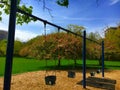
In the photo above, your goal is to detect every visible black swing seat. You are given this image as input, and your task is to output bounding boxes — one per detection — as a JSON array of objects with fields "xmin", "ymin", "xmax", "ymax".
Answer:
[
  {"xmin": 45, "ymin": 75, "xmax": 56, "ymax": 85},
  {"xmin": 68, "ymin": 71, "xmax": 75, "ymax": 78},
  {"xmin": 90, "ymin": 72, "xmax": 95, "ymax": 76},
  {"xmin": 96, "ymin": 69, "xmax": 101, "ymax": 74}
]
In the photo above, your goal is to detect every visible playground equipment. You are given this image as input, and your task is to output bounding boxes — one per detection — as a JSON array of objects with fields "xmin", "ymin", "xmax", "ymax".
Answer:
[
  {"xmin": 43, "ymin": 23, "xmax": 57, "ymax": 85},
  {"xmin": 96, "ymin": 69, "xmax": 101, "ymax": 74},
  {"xmin": 90, "ymin": 72, "xmax": 95, "ymax": 77},
  {"xmin": 90, "ymin": 69, "xmax": 101, "ymax": 77},
  {"xmin": 67, "ymin": 59, "xmax": 76, "ymax": 78},
  {"xmin": 45, "ymin": 75, "xmax": 56, "ymax": 85},
  {"xmin": 66, "ymin": 55, "xmax": 76, "ymax": 78},
  {"xmin": 3, "ymin": 2, "xmax": 105, "ymax": 89},
  {"xmin": 68, "ymin": 71, "xmax": 75, "ymax": 78}
]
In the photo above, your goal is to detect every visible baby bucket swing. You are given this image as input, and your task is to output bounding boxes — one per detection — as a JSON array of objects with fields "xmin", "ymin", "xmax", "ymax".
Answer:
[
  {"xmin": 43, "ymin": 22, "xmax": 56, "ymax": 85},
  {"xmin": 89, "ymin": 47, "xmax": 101, "ymax": 77},
  {"xmin": 67, "ymin": 53, "xmax": 76, "ymax": 78},
  {"xmin": 65, "ymin": 32, "xmax": 76, "ymax": 78}
]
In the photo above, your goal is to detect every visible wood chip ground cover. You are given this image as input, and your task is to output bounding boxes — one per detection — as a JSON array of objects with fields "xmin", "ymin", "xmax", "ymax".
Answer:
[{"xmin": 0, "ymin": 70, "xmax": 120, "ymax": 90}]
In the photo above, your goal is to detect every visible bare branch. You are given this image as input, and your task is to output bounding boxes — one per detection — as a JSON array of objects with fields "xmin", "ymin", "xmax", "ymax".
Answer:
[{"xmin": 43, "ymin": 0, "xmax": 46, "ymax": 10}]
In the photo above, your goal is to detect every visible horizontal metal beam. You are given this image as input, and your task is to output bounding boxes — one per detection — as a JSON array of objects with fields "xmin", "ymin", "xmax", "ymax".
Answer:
[{"xmin": 17, "ymin": 8, "xmax": 101, "ymax": 45}]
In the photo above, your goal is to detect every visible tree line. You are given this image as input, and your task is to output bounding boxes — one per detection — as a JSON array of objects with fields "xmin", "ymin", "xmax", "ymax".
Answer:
[{"xmin": 0, "ymin": 25, "xmax": 120, "ymax": 62}]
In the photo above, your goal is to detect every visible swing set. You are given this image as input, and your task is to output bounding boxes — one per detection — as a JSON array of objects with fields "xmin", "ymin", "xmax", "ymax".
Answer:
[
  {"xmin": 43, "ymin": 24, "xmax": 76, "ymax": 85},
  {"xmin": 3, "ymin": 1, "xmax": 105, "ymax": 89}
]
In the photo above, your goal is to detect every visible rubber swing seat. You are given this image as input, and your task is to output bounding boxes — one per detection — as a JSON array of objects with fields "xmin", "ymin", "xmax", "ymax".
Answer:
[
  {"xmin": 68, "ymin": 71, "xmax": 75, "ymax": 78},
  {"xmin": 45, "ymin": 75, "xmax": 56, "ymax": 85}
]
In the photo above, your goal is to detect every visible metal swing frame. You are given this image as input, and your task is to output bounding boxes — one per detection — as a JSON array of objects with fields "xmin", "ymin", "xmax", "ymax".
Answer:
[
  {"xmin": 3, "ymin": 1, "xmax": 105, "ymax": 89},
  {"xmin": 43, "ymin": 22, "xmax": 57, "ymax": 85}
]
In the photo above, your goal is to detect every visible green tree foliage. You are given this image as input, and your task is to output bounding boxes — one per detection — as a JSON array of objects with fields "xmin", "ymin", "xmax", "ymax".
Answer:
[
  {"xmin": 0, "ymin": 0, "xmax": 36, "ymax": 25},
  {"xmin": 19, "ymin": 37, "xmax": 40, "ymax": 57},
  {"xmin": 0, "ymin": 39, "xmax": 7, "ymax": 56},
  {"xmin": 86, "ymin": 32, "xmax": 102, "ymax": 64},
  {"xmin": 56, "ymin": 0, "xmax": 69, "ymax": 7},
  {"xmin": 19, "ymin": 30, "xmax": 105, "ymax": 66},
  {"xmin": 0, "ymin": 0, "xmax": 69, "ymax": 25},
  {"xmin": 14, "ymin": 40, "xmax": 23, "ymax": 56},
  {"xmin": 86, "ymin": 32, "xmax": 102, "ymax": 59},
  {"xmin": 86, "ymin": 42, "xmax": 101, "ymax": 59},
  {"xmin": 67, "ymin": 24, "xmax": 85, "ymax": 35},
  {"xmin": 0, "ymin": 39, "xmax": 23, "ymax": 56},
  {"xmin": 104, "ymin": 25, "xmax": 120, "ymax": 60},
  {"xmin": 87, "ymin": 32, "xmax": 101, "ymax": 41},
  {"xmin": 18, "ymin": 24, "xmax": 103, "ymax": 64},
  {"xmin": 0, "ymin": 0, "xmax": 99, "ymax": 25}
]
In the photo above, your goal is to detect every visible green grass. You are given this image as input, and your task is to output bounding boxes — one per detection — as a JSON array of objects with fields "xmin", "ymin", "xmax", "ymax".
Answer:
[
  {"xmin": 0, "ymin": 57, "xmax": 5, "ymax": 76},
  {"xmin": 105, "ymin": 60, "xmax": 120, "ymax": 69},
  {"xmin": 0, "ymin": 57, "xmax": 120, "ymax": 76}
]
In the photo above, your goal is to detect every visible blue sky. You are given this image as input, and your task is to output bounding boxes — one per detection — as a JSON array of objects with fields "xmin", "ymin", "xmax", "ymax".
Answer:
[{"xmin": 0, "ymin": 0, "xmax": 120, "ymax": 41}]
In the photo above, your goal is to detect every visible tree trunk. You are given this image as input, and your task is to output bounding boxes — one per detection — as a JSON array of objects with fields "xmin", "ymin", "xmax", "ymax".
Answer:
[
  {"xmin": 74, "ymin": 59, "xmax": 77, "ymax": 67},
  {"xmin": 58, "ymin": 59, "xmax": 61, "ymax": 67},
  {"xmin": 58, "ymin": 55, "xmax": 61, "ymax": 67}
]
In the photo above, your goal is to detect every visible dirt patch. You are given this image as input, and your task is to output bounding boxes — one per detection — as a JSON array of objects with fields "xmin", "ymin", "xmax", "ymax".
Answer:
[{"xmin": 0, "ymin": 70, "xmax": 120, "ymax": 90}]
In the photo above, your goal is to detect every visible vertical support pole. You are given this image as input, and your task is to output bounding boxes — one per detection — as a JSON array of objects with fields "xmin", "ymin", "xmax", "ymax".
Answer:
[
  {"xmin": 3, "ymin": 0, "xmax": 17, "ymax": 90},
  {"xmin": 82, "ymin": 30, "xmax": 86, "ymax": 88},
  {"xmin": 101, "ymin": 40, "xmax": 104, "ymax": 77},
  {"xmin": 58, "ymin": 27, "xmax": 60, "ymax": 33}
]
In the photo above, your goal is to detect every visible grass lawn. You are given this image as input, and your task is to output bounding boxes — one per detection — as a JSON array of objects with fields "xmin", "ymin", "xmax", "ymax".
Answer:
[{"xmin": 0, "ymin": 57, "xmax": 120, "ymax": 76}]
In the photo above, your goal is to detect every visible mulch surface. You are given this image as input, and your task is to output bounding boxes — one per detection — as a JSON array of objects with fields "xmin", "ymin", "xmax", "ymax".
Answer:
[{"xmin": 0, "ymin": 70, "xmax": 120, "ymax": 90}]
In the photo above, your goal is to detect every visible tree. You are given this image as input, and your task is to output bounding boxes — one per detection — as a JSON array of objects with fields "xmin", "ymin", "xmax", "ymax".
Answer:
[
  {"xmin": 14, "ymin": 40, "xmax": 23, "ymax": 56},
  {"xmin": 87, "ymin": 32, "xmax": 101, "ymax": 41},
  {"xmin": 0, "ymin": 0, "xmax": 69, "ymax": 25},
  {"xmin": 51, "ymin": 32, "xmax": 82, "ymax": 67},
  {"xmin": 0, "ymin": 39, "xmax": 23, "ymax": 56},
  {"xmin": 0, "ymin": 0, "xmax": 36, "ymax": 25},
  {"xmin": 104, "ymin": 25, "xmax": 120, "ymax": 60},
  {"xmin": 0, "ymin": 39, "xmax": 7, "ymax": 56},
  {"xmin": 56, "ymin": 0, "xmax": 69, "ymax": 7},
  {"xmin": 66, "ymin": 24, "xmax": 85, "ymax": 66},
  {"xmin": 0, "ymin": 0, "xmax": 100, "ymax": 25},
  {"xmin": 86, "ymin": 32, "xmax": 102, "ymax": 65},
  {"xmin": 67, "ymin": 24, "xmax": 85, "ymax": 35}
]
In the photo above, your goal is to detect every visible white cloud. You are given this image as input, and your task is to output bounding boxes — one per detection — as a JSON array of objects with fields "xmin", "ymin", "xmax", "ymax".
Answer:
[
  {"xmin": 109, "ymin": 0, "xmax": 120, "ymax": 5},
  {"xmin": 0, "ymin": 19, "xmax": 39, "ymax": 42},
  {"xmin": 27, "ymin": 20, "xmax": 44, "ymax": 27},
  {"xmin": 0, "ymin": 13, "xmax": 41, "ymax": 42},
  {"xmin": 0, "ymin": 26, "xmax": 39, "ymax": 42},
  {"xmin": 0, "ymin": 13, "xmax": 9, "ymax": 30},
  {"xmin": 0, "ymin": 23, "xmax": 8, "ymax": 31},
  {"xmin": 15, "ymin": 30, "xmax": 38, "ymax": 42}
]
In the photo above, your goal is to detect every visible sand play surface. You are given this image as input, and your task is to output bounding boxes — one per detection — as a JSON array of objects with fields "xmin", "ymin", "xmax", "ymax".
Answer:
[{"xmin": 0, "ymin": 70, "xmax": 120, "ymax": 90}]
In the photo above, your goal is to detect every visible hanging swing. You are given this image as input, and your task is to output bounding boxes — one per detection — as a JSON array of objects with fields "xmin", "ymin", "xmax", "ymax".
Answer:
[
  {"xmin": 43, "ymin": 22, "xmax": 56, "ymax": 85},
  {"xmin": 57, "ymin": 27, "xmax": 62, "ymax": 67},
  {"xmin": 68, "ymin": 71, "xmax": 75, "ymax": 78},
  {"xmin": 89, "ymin": 47, "xmax": 101, "ymax": 76},
  {"xmin": 66, "ymin": 33, "xmax": 76, "ymax": 78},
  {"xmin": 67, "ymin": 57, "xmax": 76, "ymax": 78}
]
